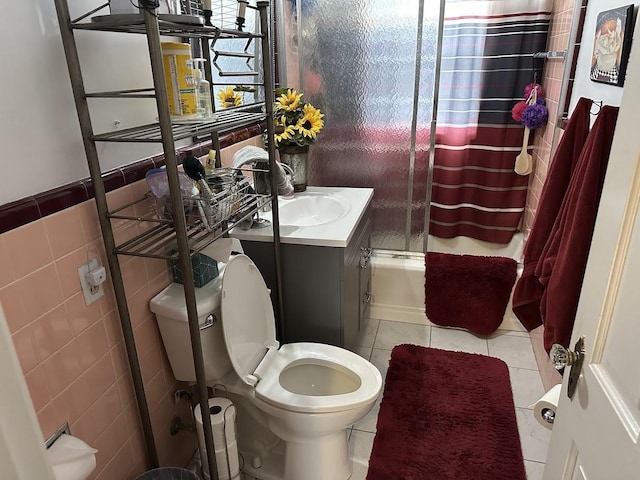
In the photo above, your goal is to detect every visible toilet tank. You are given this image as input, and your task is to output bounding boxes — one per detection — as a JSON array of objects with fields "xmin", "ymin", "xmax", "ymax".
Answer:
[{"xmin": 149, "ymin": 273, "xmax": 232, "ymax": 383}]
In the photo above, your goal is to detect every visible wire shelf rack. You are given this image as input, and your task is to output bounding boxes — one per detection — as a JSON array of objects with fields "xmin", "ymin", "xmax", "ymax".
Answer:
[
  {"xmin": 92, "ymin": 107, "xmax": 265, "ymax": 142},
  {"xmin": 110, "ymin": 177, "xmax": 270, "ymax": 259},
  {"xmin": 73, "ymin": 16, "xmax": 259, "ymax": 40}
]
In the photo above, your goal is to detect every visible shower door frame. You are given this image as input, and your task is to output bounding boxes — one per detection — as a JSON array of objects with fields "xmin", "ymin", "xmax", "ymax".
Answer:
[{"xmin": 275, "ymin": 0, "xmax": 447, "ymax": 254}]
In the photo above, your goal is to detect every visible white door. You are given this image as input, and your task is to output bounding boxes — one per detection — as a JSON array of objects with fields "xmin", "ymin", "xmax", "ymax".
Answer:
[
  {"xmin": 0, "ymin": 303, "xmax": 56, "ymax": 480},
  {"xmin": 542, "ymin": 34, "xmax": 640, "ymax": 480}
]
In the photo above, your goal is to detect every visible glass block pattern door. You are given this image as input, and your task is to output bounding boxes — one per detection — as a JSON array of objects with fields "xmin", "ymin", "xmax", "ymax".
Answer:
[{"xmin": 296, "ymin": 0, "xmax": 440, "ymax": 251}]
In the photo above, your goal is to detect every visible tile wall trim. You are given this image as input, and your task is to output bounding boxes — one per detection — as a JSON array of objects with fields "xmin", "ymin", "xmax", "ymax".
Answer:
[{"xmin": 0, "ymin": 124, "xmax": 264, "ymax": 235}]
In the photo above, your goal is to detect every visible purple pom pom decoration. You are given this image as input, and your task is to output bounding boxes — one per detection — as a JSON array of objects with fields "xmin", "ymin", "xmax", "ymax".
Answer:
[
  {"xmin": 536, "ymin": 97, "xmax": 546, "ymax": 106},
  {"xmin": 521, "ymin": 103, "xmax": 548, "ymax": 129}
]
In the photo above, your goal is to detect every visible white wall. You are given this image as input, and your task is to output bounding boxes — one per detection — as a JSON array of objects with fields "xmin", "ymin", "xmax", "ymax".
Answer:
[
  {"xmin": 0, "ymin": 1, "xmax": 166, "ymax": 205},
  {"xmin": 569, "ymin": 0, "xmax": 639, "ymax": 114}
]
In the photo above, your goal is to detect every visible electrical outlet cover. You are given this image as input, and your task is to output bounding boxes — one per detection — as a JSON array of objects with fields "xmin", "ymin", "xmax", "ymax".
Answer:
[{"xmin": 78, "ymin": 259, "xmax": 105, "ymax": 306}]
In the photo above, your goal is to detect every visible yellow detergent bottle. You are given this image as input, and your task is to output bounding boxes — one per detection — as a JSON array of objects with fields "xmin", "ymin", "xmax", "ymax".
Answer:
[{"xmin": 160, "ymin": 42, "xmax": 198, "ymax": 120}]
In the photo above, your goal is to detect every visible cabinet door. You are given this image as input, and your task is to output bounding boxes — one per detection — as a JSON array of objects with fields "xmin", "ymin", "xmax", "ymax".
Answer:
[
  {"xmin": 241, "ymin": 240, "xmax": 344, "ymax": 346},
  {"xmin": 343, "ymin": 213, "xmax": 372, "ymax": 349},
  {"xmin": 282, "ymin": 244, "xmax": 343, "ymax": 345}
]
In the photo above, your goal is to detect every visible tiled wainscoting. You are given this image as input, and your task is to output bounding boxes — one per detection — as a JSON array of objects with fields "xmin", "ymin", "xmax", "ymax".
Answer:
[{"xmin": 0, "ymin": 133, "xmax": 262, "ymax": 479}]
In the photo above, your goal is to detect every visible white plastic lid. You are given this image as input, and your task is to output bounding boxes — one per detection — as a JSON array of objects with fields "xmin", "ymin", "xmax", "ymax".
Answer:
[{"xmin": 221, "ymin": 254, "xmax": 278, "ymax": 386}]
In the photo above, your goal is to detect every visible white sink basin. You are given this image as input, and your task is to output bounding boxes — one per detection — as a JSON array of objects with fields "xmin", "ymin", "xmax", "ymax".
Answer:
[
  {"xmin": 230, "ymin": 186, "xmax": 373, "ymax": 247},
  {"xmin": 278, "ymin": 193, "xmax": 350, "ymax": 227}
]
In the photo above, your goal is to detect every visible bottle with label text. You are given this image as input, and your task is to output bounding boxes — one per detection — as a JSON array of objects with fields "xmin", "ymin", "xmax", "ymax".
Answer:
[{"xmin": 192, "ymin": 58, "xmax": 215, "ymax": 121}]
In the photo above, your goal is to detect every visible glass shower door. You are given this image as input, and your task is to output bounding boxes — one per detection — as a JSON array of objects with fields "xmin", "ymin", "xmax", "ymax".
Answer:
[{"xmin": 293, "ymin": 0, "xmax": 440, "ymax": 251}]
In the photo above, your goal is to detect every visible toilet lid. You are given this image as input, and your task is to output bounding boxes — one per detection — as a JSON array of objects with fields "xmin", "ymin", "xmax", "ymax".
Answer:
[{"xmin": 221, "ymin": 254, "xmax": 279, "ymax": 386}]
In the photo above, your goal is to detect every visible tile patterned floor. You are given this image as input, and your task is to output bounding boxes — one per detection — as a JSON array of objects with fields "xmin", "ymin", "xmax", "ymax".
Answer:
[
  {"xmin": 347, "ymin": 318, "xmax": 551, "ymax": 480},
  {"xmin": 244, "ymin": 318, "xmax": 551, "ymax": 480}
]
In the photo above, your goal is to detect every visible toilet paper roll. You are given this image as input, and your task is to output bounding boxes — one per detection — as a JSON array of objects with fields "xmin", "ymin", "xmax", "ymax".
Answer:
[
  {"xmin": 46, "ymin": 434, "xmax": 97, "ymax": 480},
  {"xmin": 194, "ymin": 398, "xmax": 241, "ymax": 480},
  {"xmin": 532, "ymin": 384, "xmax": 562, "ymax": 430}
]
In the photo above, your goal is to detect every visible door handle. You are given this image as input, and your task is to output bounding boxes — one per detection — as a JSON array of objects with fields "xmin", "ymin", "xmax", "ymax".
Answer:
[{"xmin": 549, "ymin": 336, "xmax": 585, "ymax": 399}]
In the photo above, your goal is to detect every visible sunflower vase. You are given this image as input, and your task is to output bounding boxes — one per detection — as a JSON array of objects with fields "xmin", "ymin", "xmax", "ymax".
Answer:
[
  {"xmin": 278, "ymin": 145, "xmax": 309, "ymax": 192},
  {"xmin": 272, "ymin": 88, "xmax": 324, "ymax": 193}
]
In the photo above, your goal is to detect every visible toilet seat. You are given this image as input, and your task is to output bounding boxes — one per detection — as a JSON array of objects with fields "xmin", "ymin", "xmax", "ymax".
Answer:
[
  {"xmin": 221, "ymin": 255, "xmax": 381, "ymax": 414},
  {"xmin": 221, "ymin": 254, "xmax": 280, "ymax": 387},
  {"xmin": 255, "ymin": 343, "xmax": 382, "ymax": 414}
]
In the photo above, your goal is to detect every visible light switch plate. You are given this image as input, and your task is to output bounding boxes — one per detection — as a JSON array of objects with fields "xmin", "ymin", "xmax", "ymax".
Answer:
[{"xmin": 78, "ymin": 259, "xmax": 104, "ymax": 306}]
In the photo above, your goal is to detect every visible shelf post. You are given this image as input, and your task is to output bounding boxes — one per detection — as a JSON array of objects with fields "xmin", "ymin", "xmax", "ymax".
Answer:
[
  {"xmin": 141, "ymin": 7, "xmax": 220, "ymax": 479},
  {"xmin": 52, "ymin": 0, "xmax": 159, "ymax": 469},
  {"xmin": 258, "ymin": 0, "xmax": 286, "ymax": 340}
]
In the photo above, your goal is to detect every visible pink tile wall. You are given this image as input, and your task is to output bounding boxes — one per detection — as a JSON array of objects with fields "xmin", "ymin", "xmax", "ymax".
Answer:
[
  {"xmin": 1, "ymin": 184, "xmax": 194, "ymax": 479},
  {"xmin": 523, "ymin": 0, "xmax": 577, "ymax": 233},
  {"xmin": 218, "ymin": 135, "xmax": 264, "ymax": 166},
  {"xmin": 522, "ymin": 0, "xmax": 579, "ymax": 390},
  {"xmin": 0, "ymin": 136, "xmax": 263, "ymax": 479}
]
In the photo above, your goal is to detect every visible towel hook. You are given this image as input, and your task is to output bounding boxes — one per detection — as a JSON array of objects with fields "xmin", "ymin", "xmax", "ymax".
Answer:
[{"xmin": 590, "ymin": 100, "xmax": 603, "ymax": 116}]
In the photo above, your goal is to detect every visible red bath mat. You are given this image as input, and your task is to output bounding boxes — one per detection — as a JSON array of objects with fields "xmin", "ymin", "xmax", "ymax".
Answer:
[
  {"xmin": 425, "ymin": 252, "xmax": 517, "ymax": 335},
  {"xmin": 367, "ymin": 344, "xmax": 526, "ymax": 480}
]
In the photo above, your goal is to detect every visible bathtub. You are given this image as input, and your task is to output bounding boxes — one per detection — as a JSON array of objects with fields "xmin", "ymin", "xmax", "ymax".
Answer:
[{"xmin": 369, "ymin": 233, "xmax": 526, "ymax": 332}]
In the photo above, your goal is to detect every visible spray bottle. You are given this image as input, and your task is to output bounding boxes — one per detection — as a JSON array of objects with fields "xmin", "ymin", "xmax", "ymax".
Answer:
[{"xmin": 192, "ymin": 58, "xmax": 215, "ymax": 120}]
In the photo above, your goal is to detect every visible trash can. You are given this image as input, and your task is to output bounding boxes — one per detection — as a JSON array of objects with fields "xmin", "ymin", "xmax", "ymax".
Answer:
[{"xmin": 136, "ymin": 467, "xmax": 199, "ymax": 480}]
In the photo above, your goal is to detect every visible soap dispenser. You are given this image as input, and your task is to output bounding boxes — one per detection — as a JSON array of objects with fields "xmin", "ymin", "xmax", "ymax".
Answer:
[{"xmin": 192, "ymin": 58, "xmax": 215, "ymax": 120}]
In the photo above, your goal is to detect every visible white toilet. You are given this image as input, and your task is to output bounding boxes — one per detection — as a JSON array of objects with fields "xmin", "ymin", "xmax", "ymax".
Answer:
[{"xmin": 150, "ymin": 254, "xmax": 382, "ymax": 480}]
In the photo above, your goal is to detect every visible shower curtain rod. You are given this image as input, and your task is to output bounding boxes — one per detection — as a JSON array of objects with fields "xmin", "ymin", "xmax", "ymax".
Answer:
[{"xmin": 532, "ymin": 51, "xmax": 566, "ymax": 59}]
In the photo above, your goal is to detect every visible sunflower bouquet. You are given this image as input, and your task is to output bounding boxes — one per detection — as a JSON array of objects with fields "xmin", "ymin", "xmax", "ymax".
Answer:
[{"xmin": 272, "ymin": 88, "xmax": 324, "ymax": 148}]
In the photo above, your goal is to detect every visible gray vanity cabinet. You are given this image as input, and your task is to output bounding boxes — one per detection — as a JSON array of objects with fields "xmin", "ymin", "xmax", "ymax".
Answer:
[{"xmin": 240, "ymin": 207, "xmax": 372, "ymax": 348}]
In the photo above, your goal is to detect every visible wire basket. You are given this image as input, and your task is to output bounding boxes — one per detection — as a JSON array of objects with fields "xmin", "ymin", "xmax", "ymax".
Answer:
[
  {"xmin": 152, "ymin": 172, "xmax": 263, "ymax": 232},
  {"xmin": 211, "ymin": 175, "xmax": 252, "ymax": 221}
]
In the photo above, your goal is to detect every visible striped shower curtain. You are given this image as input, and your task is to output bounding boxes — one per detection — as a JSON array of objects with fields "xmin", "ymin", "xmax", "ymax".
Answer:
[{"xmin": 429, "ymin": 0, "xmax": 552, "ymax": 244}]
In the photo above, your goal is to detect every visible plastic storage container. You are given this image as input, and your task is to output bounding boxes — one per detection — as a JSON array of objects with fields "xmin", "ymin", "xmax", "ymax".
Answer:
[{"xmin": 170, "ymin": 252, "xmax": 219, "ymax": 288}]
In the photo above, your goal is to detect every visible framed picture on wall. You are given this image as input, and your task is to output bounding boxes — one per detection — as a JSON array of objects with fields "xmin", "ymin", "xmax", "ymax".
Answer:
[{"xmin": 590, "ymin": 4, "xmax": 636, "ymax": 87}]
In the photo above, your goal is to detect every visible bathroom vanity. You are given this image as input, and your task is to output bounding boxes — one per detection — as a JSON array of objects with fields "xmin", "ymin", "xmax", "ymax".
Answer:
[{"xmin": 230, "ymin": 187, "xmax": 373, "ymax": 348}]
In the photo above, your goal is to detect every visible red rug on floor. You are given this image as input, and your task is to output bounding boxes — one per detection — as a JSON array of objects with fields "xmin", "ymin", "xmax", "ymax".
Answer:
[
  {"xmin": 367, "ymin": 345, "xmax": 526, "ymax": 480},
  {"xmin": 425, "ymin": 252, "xmax": 517, "ymax": 335}
]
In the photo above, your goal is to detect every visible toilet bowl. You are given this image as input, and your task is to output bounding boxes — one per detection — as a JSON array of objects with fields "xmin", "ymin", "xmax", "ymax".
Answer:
[{"xmin": 150, "ymin": 254, "xmax": 382, "ymax": 480}]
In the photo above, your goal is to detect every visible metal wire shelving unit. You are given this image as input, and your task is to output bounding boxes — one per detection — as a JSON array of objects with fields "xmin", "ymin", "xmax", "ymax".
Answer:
[
  {"xmin": 52, "ymin": 1, "xmax": 283, "ymax": 478},
  {"xmin": 110, "ymin": 185, "xmax": 270, "ymax": 259}
]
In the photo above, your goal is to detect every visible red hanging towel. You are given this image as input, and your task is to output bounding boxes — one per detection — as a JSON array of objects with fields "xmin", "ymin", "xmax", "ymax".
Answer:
[
  {"xmin": 512, "ymin": 97, "xmax": 592, "ymax": 330},
  {"xmin": 537, "ymin": 105, "xmax": 618, "ymax": 352}
]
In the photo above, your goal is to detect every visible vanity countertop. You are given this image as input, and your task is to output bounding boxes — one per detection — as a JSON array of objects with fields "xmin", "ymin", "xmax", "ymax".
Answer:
[{"xmin": 229, "ymin": 186, "xmax": 373, "ymax": 248}]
